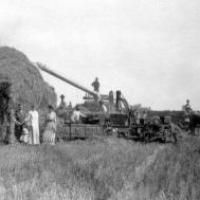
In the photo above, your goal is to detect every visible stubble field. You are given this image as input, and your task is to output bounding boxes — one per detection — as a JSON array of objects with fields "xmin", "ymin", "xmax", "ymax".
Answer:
[{"xmin": 0, "ymin": 135, "xmax": 199, "ymax": 200}]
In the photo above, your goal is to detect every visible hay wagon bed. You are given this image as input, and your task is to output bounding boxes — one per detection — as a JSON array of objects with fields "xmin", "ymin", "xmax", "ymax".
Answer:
[{"xmin": 63, "ymin": 123, "xmax": 106, "ymax": 140}]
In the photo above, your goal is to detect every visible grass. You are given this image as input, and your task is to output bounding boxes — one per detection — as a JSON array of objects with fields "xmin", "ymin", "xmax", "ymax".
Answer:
[{"xmin": 0, "ymin": 136, "xmax": 199, "ymax": 200}]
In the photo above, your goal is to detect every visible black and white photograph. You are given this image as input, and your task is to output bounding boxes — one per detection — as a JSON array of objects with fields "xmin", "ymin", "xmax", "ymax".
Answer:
[{"xmin": 0, "ymin": 0, "xmax": 200, "ymax": 199}]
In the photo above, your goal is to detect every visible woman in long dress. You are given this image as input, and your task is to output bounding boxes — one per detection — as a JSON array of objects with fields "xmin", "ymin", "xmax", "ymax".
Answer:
[
  {"xmin": 43, "ymin": 105, "xmax": 57, "ymax": 145},
  {"xmin": 26, "ymin": 105, "xmax": 40, "ymax": 145}
]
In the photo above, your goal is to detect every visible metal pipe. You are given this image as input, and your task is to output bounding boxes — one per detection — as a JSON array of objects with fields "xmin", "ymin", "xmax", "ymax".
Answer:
[{"xmin": 37, "ymin": 63, "xmax": 99, "ymax": 100}]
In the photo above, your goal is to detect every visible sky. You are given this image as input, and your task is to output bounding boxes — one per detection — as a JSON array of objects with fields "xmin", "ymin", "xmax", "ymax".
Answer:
[{"xmin": 0, "ymin": 0, "xmax": 200, "ymax": 110}]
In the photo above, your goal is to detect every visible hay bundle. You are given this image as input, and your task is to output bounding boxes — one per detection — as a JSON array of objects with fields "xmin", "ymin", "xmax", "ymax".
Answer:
[{"xmin": 0, "ymin": 46, "xmax": 57, "ymax": 110}]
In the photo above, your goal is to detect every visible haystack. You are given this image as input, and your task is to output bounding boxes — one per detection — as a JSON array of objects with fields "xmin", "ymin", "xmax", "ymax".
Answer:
[{"xmin": 0, "ymin": 46, "xmax": 57, "ymax": 111}]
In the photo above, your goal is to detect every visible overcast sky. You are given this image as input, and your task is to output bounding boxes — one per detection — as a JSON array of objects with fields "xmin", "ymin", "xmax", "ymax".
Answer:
[{"xmin": 0, "ymin": 0, "xmax": 200, "ymax": 110}]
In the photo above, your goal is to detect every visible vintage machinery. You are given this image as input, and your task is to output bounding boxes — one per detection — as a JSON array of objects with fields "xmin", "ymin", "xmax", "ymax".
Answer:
[
  {"xmin": 37, "ymin": 64, "xmax": 133, "ymax": 138},
  {"xmin": 132, "ymin": 116, "xmax": 177, "ymax": 143},
  {"xmin": 37, "ymin": 64, "xmax": 177, "ymax": 143}
]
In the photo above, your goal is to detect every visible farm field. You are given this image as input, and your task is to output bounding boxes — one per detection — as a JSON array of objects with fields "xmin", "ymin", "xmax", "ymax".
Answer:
[{"xmin": 0, "ymin": 135, "xmax": 199, "ymax": 200}]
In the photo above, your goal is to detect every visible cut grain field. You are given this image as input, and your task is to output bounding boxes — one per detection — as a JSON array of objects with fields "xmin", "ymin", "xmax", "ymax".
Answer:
[{"xmin": 0, "ymin": 136, "xmax": 199, "ymax": 200}]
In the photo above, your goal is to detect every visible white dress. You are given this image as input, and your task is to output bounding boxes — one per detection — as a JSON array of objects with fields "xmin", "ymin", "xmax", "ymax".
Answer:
[
  {"xmin": 43, "ymin": 111, "xmax": 57, "ymax": 145},
  {"xmin": 27, "ymin": 110, "xmax": 40, "ymax": 145}
]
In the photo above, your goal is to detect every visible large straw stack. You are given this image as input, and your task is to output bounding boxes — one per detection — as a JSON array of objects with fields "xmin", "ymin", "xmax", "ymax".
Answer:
[{"xmin": 0, "ymin": 46, "xmax": 57, "ymax": 110}]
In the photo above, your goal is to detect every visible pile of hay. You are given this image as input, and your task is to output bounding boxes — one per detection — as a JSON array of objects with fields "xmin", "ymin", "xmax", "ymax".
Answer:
[{"xmin": 0, "ymin": 46, "xmax": 57, "ymax": 110}]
